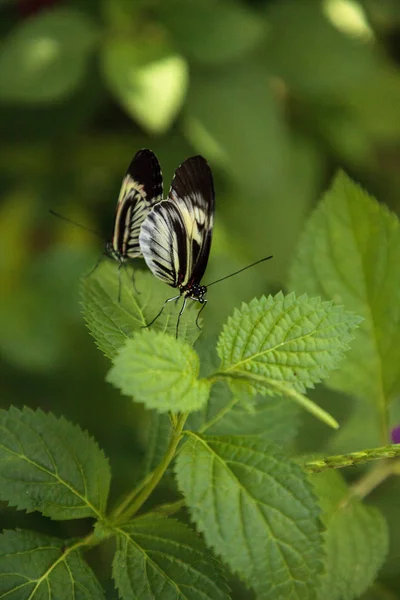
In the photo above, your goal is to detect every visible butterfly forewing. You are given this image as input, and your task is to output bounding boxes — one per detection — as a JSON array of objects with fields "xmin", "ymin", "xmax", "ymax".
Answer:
[
  {"xmin": 139, "ymin": 156, "xmax": 215, "ymax": 290},
  {"xmin": 112, "ymin": 149, "xmax": 163, "ymax": 260}
]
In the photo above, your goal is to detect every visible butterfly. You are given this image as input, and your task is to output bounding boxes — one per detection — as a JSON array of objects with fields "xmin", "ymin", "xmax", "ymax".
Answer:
[
  {"xmin": 139, "ymin": 155, "xmax": 214, "ymax": 337},
  {"xmin": 50, "ymin": 149, "xmax": 163, "ymax": 298},
  {"xmin": 104, "ymin": 149, "xmax": 163, "ymax": 292}
]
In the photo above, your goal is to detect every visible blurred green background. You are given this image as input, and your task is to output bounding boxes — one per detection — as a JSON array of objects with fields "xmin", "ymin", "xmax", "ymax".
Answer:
[{"xmin": 1, "ymin": 0, "xmax": 400, "ymax": 596}]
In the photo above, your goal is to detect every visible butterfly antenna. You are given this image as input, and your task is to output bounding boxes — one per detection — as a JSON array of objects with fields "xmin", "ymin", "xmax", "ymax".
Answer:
[
  {"xmin": 49, "ymin": 209, "xmax": 102, "ymax": 238},
  {"xmin": 206, "ymin": 255, "xmax": 273, "ymax": 287}
]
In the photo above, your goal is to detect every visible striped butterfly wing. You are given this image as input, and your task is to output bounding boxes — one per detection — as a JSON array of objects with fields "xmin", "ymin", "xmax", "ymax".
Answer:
[
  {"xmin": 139, "ymin": 155, "xmax": 215, "ymax": 288},
  {"xmin": 111, "ymin": 149, "xmax": 163, "ymax": 260}
]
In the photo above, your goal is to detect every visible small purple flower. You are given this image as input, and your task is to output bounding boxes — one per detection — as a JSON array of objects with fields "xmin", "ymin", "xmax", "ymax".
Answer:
[{"xmin": 391, "ymin": 426, "xmax": 400, "ymax": 444}]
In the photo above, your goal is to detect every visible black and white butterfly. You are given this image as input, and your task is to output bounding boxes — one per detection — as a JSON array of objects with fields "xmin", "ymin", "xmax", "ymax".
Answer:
[
  {"xmin": 105, "ymin": 148, "xmax": 163, "ymax": 273},
  {"xmin": 139, "ymin": 155, "xmax": 214, "ymax": 337}
]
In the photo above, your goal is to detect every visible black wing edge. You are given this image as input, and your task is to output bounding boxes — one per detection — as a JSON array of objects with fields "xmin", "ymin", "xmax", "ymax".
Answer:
[
  {"xmin": 169, "ymin": 155, "xmax": 215, "ymax": 212},
  {"xmin": 125, "ymin": 149, "xmax": 163, "ymax": 203},
  {"xmin": 169, "ymin": 155, "xmax": 215, "ymax": 286}
]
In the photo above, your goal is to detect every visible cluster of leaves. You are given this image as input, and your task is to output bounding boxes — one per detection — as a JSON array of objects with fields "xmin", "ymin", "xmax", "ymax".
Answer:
[{"xmin": 0, "ymin": 172, "xmax": 399, "ymax": 599}]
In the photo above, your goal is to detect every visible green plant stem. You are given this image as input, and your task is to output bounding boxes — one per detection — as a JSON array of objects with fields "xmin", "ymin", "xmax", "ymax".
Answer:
[
  {"xmin": 114, "ymin": 412, "xmax": 188, "ymax": 524},
  {"xmin": 347, "ymin": 459, "xmax": 400, "ymax": 502},
  {"xmin": 304, "ymin": 444, "xmax": 400, "ymax": 473},
  {"xmin": 213, "ymin": 370, "xmax": 339, "ymax": 429},
  {"xmin": 111, "ymin": 470, "xmax": 154, "ymax": 520},
  {"xmin": 199, "ymin": 393, "xmax": 239, "ymax": 434}
]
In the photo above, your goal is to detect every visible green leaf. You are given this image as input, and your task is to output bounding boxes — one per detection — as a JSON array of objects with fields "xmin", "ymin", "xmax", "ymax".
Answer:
[
  {"xmin": 185, "ymin": 62, "xmax": 288, "ymax": 198},
  {"xmin": 142, "ymin": 412, "xmax": 172, "ymax": 476},
  {"xmin": 289, "ymin": 171, "xmax": 400, "ymax": 407},
  {"xmin": 187, "ymin": 380, "xmax": 300, "ymax": 445},
  {"xmin": 0, "ymin": 8, "xmax": 98, "ymax": 103},
  {"xmin": 312, "ymin": 471, "xmax": 389, "ymax": 600},
  {"xmin": 216, "ymin": 292, "xmax": 359, "ymax": 425},
  {"xmin": 0, "ymin": 529, "xmax": 104, "ymax": 599},
  {"xmin": 81, "ymin": 261, "xmax": 200, "ymax": 359},
  {"xmin": 265, "ymin": 0, "xmax": 379, "ymax": 95},
  {"xmin": 191, "ymin": 335, "xmax": 301, "ymax": 443},
  {"xmin": 175, "ymin": 434, "xmax": 323, "ymax": 599},
  {"xmin": 159, "ymin": 0, "xmax": 265, "ymax": 65},
  {"xmin": 101, "ymin": 35, "xmax": 188, "ymax": 133},
  {"xmin": 207, "ymin": 394, "xmax": 300, "ymax": 442},
  {"xmin": 113, "ymin": 515, "xmax": 230, "ymax": 600},
  {"xmin": 107, "ymin": 331, "xmax": 211, "ymax": 414},
  {"xmin": 0, "ymin": 407, "xmax": 110, "ymax": 520}
]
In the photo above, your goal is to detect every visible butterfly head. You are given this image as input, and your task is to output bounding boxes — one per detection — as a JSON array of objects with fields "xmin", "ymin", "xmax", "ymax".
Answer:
[
  {"xmin": 106, "ymin": 241, "xmax": 123, "ymax": 263},
  {"xmin": 184, "ymin": 283, "xmax": 207, "ymax": 303}
]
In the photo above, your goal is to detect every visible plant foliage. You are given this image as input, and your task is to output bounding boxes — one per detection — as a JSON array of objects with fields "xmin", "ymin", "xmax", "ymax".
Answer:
[{"xmin": 1, "ymin": 169, "xmax": 398, "ymax": 598}]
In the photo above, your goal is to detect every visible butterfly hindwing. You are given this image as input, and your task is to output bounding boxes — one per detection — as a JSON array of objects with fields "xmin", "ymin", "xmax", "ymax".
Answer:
[
  {"xmin": 112, "ymin": 149, "xmax": 163, "ymax": 260},
  {"xmin": 139, "ymin": 155, "xmax": 214, "ymax": 289}
]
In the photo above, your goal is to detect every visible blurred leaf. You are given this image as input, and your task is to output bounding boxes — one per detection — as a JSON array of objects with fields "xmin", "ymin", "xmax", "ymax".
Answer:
[
  {"xmin": 0, "ymin": 529, "xmax": 104, "ymax": 599},
  {"xmin": 101, "ymin": 34, "xmax": 188, "ymax": 133},
  {"xmin": 113, "ymin": 515, "xmax": 230, "ymax": 600},
  {"xmin": 361, "ymin": 583, "xmax": 400, "ymax": 600},
  {"xmin": 185, "ymin": 61, "xmax": 288, "ymax": 197},
  {"xmin": 265, "ymin": 0, "xmax": 379, "ymax": 95},
  {"xmin": 312, "ymin": 470, "xmax": 389, "ymax": 600},
  {"xmin": 0, "ymin": 407, "xmax": 110, "ymax": 520},
  {"xmin": 0, "ymin": 8, "xmax": 98, "ymax": 103},
  {"xmin": 81, "ymin": 261, "xmax": 200, "ymax": 359},
  {"xmin": 289, "ymin": 172, "xmax": 400, "ymax": 411},
  {"xmin": 216, "ymin": 292, "xmax": 359, "ymax": 425},
  {"xmin": 107, "ymin": 331, "xmax": 211, "ymax": 414},
  {"xmin": 175, "ymin": 434, "xmax": 323, "ymax": 600},
  {"xmin": 159, "ymin": 0, "xmax": 265, "ymax": 65}
]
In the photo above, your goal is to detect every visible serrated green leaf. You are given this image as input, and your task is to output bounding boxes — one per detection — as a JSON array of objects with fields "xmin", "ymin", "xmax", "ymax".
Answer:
[
  {"xmin": 216, "ymin": 292, "xmax": 359, "ymax": 425},
  {"xmin": 159, "ymin": 0, "xmax": 265, "ymax": 65},
  {"xmin": 192, "ymin": 335, "xmax": 301, "ymax": 443},
  {"xmin": 113, "ymin": 515, "xmax": 230, "ymax": 600},
  {"xmin": 312, "ymin": 471, "xmax": 389, "ymax": 600},
  {"xmin": 175, "ymin": 433, "xmax": 323, "ymax": 600},
  {"xmin": 0, "ymin": 8, "xmax": 98, "ymax": 103},
  {"xmin": 81, "ymin": 262, "xmax": 200, "ymax": 359},
  {"xmin": 0, "ymin": 407, "xmax": 110, "ymax": 520},
  {"xmin": 101, "ymin": 35, "xmax": 188, "ymax": 133},
  {"xmin": 186, "ymin": 380, "xmax": 300, "ymax": 445},
  {"xmin": 0, "ymin": 529, "xmax": 104, "ymax": 599},
  {"xmin": 289, "ymin": 171, "xmax": 400, "ymax": 409},
  {"xmin": 107, "ymin": 331, "xmax": 211, "ymax": 414}
]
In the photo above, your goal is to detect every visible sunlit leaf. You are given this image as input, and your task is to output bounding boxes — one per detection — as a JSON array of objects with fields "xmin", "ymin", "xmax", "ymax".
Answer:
[
  {"xmin": 107, "ymin": 331, "xmax": 211, "ymax": 413},
  {"xmin": 216, "ymin": 292, "xmax": 360, "ymax": 426},
  {"xmin": 101, "ymin": 35, "xmax": 188, "ymax": 133}
]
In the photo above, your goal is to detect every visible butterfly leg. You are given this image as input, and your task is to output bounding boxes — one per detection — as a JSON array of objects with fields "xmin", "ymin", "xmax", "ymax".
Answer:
[
  {"xmin": 143, "ymin": 294, "xmax": 181, "ymax": 329},
  {"xmin": 195, "ymin": 300, "xmax": 207, "ymax": 330},
  {"xmin": 117, "ymin": 262, "xmax": 123, "ymax": 303},
  {"xmin": 131, "ymin": 268, "xmax": 141, "ymax": 295},
  {"xmin": 85, "ymin": 252, "xmax": 106, "ymax": 278},
  {"xmin": 176, "ymin": 296, "xmax": 188, "ymax": 339}
]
